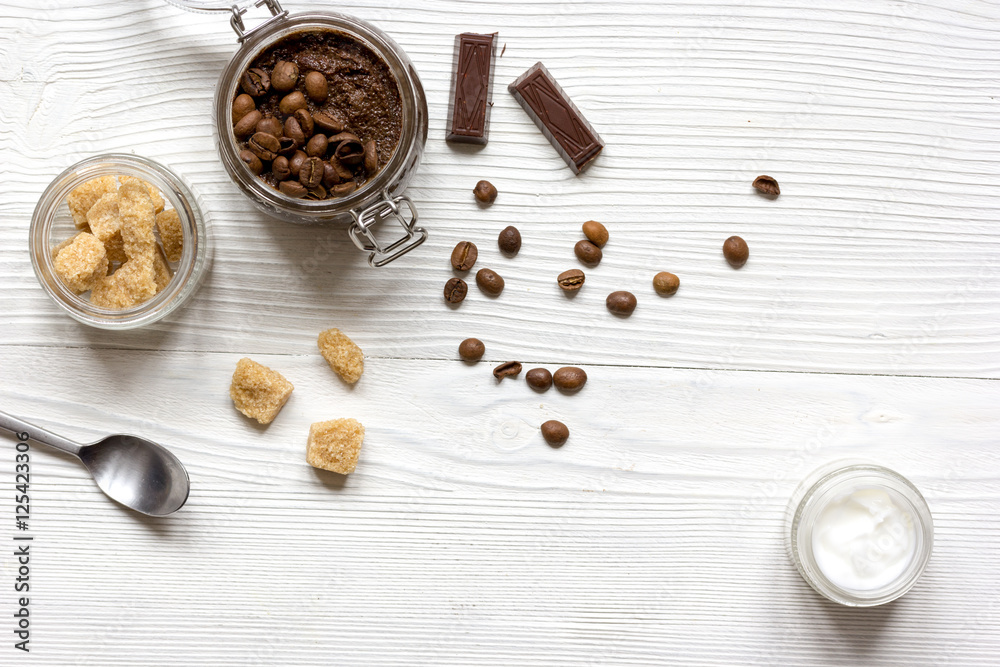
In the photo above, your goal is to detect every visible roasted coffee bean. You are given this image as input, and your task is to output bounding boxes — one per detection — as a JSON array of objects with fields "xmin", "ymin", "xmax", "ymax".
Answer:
[
  {"xmin": 332, "ymin": 182, "xmax": 357, "ymax": 197},
  {"xmin": 299, "ymin": 157, "xmax": 324, "ymax": 188},
  {"xmin": 304, "ymin": 71, "xmax": 329, "ymax": 103},
  {"xmin": 541, "ymin": 420, "xmax": 569, "ymax": 447},
  {"xmin": 473, "ymin": 180, "xmax": 497, "ymax": 204},
  {"xmin": 271, "ymin": 156, "xmax": 291, "ymax": 181},
  {"xmin": 233, "ymin": 109, "xmax": 262, "ymax": 139},
  {"xmin": 557, "ymin": 269, "xmax": 585, "ymax": 291},
  {"xmin": 606, "ymin": 291, "xmax": 637, "ymax": 316},
  {"xmin": 284, "ymin": 116, "xmax": 307, "ymax": 145},
  {"xmin": 363, "ymin": 139, "xmax": 378, "ymax": 174},
  {"xmin": 288, "ymin": 150, "xmax": 308, "ymax": 178},
  {"xmin": 574, "ymin": 239, "xmax": 602, "ymax": 266},
  {"xmin": 271, "ymin": 60, "xmax": 299, "ymax": 93},
  {"xmin": 553, "ymin": 367, "xmax": 587, "ymax": 392},
  {"xmin": 232, "ymin": 94, "xmax": 256, "ymax": 123},
  {"xmin": 293, "ymin": 108, "xmax": 315, "ymax": 136},
  {"xmin": 444, "ymin": 277, "xmax": 468, "ymax": 304},
  {"xmin": 278, "ymin": 91, "xmax": 307, "ymax": 115},
  {"xmin": 248, "ymin": 132, "xmax": 280, "ymax": 161},
  {"xmin": 493, "ymin": 361, "xmax": 522, "ymax": 381},
  {"xmin": 239, "ymin": 149, "xmax": 263, "ymax": 176},
  {"xmin": 582, "ymin": 220, "xmax": 609, "ymax": 247},
  {"xmin": 525, "ymin": 368, "xmax": 552, "ymax": 391},
  {"xmin": 322, "ymin": 161, "xmax": 342, "ymax": 187},
  {"xmin": 329, "ymin": 157, "xmax": 354, "ymax": 181},
  {"xmin": 458, "ymin": 338, "xmax": 485, "ymax": 361},
  {"xmin": 653, "ymin": 271, "xmax": 680, "ymax": 296},
  {"xmin": 752, "ymin": 175, "xmax": 780, "ymax": 197},
  {"xmin": 279, "ymin": 180, "xmax": 307, "ymax": 198},
  {"xmin": 241, "ymin": 67, "xmax": 270, "ymax": 97},
  {"xmin": 476, "ymin": 268, "xmax": 504, "ymax": 296},
  {"xmin": 306, "ymin": 133, "xmax": 329, "ymax": 158},
  {"xmin": 451, "ymin": 241, "xmax": 478, "ymax": 271},
  {"xmin": 276, "ymin": 136, "xmax": 298, "ymax": 156},
  {"xmin": 498, "ymin": 226, "xmax": 521, "ymax": 256},
  {"xmin": 256, "ymin": 115, "xmax": 283, "ymax": 137},
  {"xmin": 334, "ymin": 137, "xmax": 365, "ymax": 166},
  {"xmin": 723, "ymin": 236, "xmax": 749, "ymax": 268},
  {"xmin": 306, "ymin": 184, "xmax": 327, "ymax": 200},
  {"xmin": 313, "ymin": 111, "xmax": 347, "ymax": 133}
]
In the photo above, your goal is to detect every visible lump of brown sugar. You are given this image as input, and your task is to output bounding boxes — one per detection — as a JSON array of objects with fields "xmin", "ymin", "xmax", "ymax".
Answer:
[
  {"xmin": 119, "ymin": 175, "xmax": 165, "ymax": 213},
  {"xmin": 89, "ymin": 258, "xmax": 157, "ymax": 309},
  {"xmin": 230, "ymin": 358, "xmax": 294, "ymax": 425},
  {"xmin": 86, "ymin": 192, "xmax": 127, "ymax": 264},
  {"xmin": 317, "ymin": 328, "xmax": 364, "ymax": 384},
  {"xmin": 156, "ymin": 208, "xmax": 183, "ymax": 263},
  {"xmin": 306, "ymin": 418, "xmax": 364, "ymax": 475},
  {"xmin": 67, "ymin": 175, "xmax": 118, "ymax": 229},
  {"xmin": 118, "ymin": 182, "xmax": 157, "ymax": 261},
  {"xmin": 53, "ymin": 232, "xmax": 108, "ymax": 293}
]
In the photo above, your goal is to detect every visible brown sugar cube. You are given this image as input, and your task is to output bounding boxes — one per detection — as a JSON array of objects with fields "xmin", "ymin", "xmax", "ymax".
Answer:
[
  {"xmin": 230, "ymin": 358, "xmax": 294, "ymax": 425},
  {"xmin": 306, "ymin": 418, "xmax": 365, "ymax": 475},
  {"xmin": 53, "ymin": 232, "xmax": 108, "ymax": 293},
  {"xmin": 90, "ymin": 270, "xmax": 133, "ymax": 309},
  {"xmin": 119, "ymin": 175, "xmax": 165, "ymax": 213},
  {"xmin": 85, "ymin": 192, "xmax": 127, "ymax": 264},
  {"xmin": 89, "ymin": 258, "xmax": 157, "ymax": 309},
  {"xmin": 156, "ymin": 208, "xmax": 183, "ymax": 263},
  {"xmin": 317, "ymin": 328, "xmax": 364, "ymax": 384},
  {"xmin": 152, "ymin": 247, "xmax": 173, "ymax": 293},
  {"xmin": 66, "ymin": 175, "xmax": 118, "ymax": 229},
  {"xmin": 118, "ymin": 182, "xmax": 157, "ymax": 261}
]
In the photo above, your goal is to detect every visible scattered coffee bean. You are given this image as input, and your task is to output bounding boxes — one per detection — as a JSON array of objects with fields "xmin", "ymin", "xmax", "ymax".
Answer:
[
  {"xmin": 293, "ymin": 108, "xmax": 315, "ymax": 136},
  {"xmin": 753, "ymin": 175, "xmax": 780, "ymax": 197},
  {"xmin": 459, "ymin": 338, "xmax": 485, "ymax": 361},
  {"xmin": 232, "ymin": 94, "xmax": 256, "ymax": 123},
  {"xmin": 241, "ymin": 67, "xmax": 270, "ymax": 97},
  {"xmin": 498, "ymin": 226, "xmax": 521, "ymax": 256},
  {"xmin": 653, "ymin": 271, "xmax": 680, "ymax": 296},
  {"xmin": 256, "ymin": 115, "xmax": 283, "ymax": 137},
  {"xmin": 271, "ymin": 60, "xmax": 299, "ymax": 93},
  {"xmin": 364, "ymin": 140, "xmax": 378, "ymax": 175},
  {"xmin": 450, "ymin": 241, "xmax": 478, "ymax": 271},
  {"xmin": 525, "ymin": 368, "xmax": 553, "ymax": 392},
  {"xmin": 557, "ymin": 269, "xmax": 585, "ymax": 291},
  {"xmin": 333, "ymin": 134, "xmax": 365, "ymax": 165},
  {"xmin": 299, "ymin": 157, "xmax": 324, "ymax": 188},
  {"xmin": 313, "ymin": 111, "xmax": 346, "ymax": 134},
  {"xmin": 271, "ymin": 156, "xmax": 291, "ymax": 181},
  {"xmin": 288, "ymin": 150, "xmax": 307, "ymax": 178},
  {"xmin": 306, "ymin": 133, "xmax": 329, "ymax": 158},
  {"xmin": 574, "ymin": 239, "xmax": 602, "ymax": 266},
  {"xmin": 329, "ymin": 158, "xmax": 353, "ymax": 182},
  {"xmin": 606, "ymin": 291, "xmax": 637, "ymax": 316},
  {"xmin": 306, "ymin": 184, "xmax": 327, "ymax": 200},
  {"xmin": 248, "ymin": 132, "xmax": 280, "ymax": 161},
  {"xmin": 276, "ymin": 137, "xmax": 297, "ymax": 157},
  {"xmin": 332, "ymin": 182, "xmax": 357, "ymax": 197},
  {"xmin": 476, "ymin": 268, "xmax": 505, "ymax": 296},
  {"xmin": 541, "ymin": 420, "xmax": 569, "ymax": 447},
  {"xmin": 553, "ymin": 367, "xmax": 587, "ymax": 392},
  {"xmin": 284, "ymin": 116, "xmax": 307, "ymax": 145},
  {"xmin": 444, "ymin": 277, "xmax": 468, "ymax": 304},
  {"xmin": 322, "ymin": 161, "xmax": 341, "ymax": 187},
  {"xmin": 582, "ymin": 220, "xmax": 609, "ymax": 247},
  {"xmin": 493, "ymin": 361, "xmax": 522, "ymax": 381},
  {"xmin": 233, "ymin": 109, "xmax": 262, "ymax": 139},
  {"xmin": 473, "ymin": 180, "xmax": 498, "ymax": 204},
  {"xmin": 239, "ymin": 149, "xmax": 263, "ymax": 175},
  {"xmin": 723, "ymin": 236, "xmax": 749, "ymax": 268},
  {"xmin": 279, "ymin": 91, "xmax": 307, "ymax": 115},
  {"xmin": 304, "ymin": 71, "xmax": 329, "ymax": 103},
  {"xmin": 279, "ymin": 180, "xmax": 307, "ymax": 198}
]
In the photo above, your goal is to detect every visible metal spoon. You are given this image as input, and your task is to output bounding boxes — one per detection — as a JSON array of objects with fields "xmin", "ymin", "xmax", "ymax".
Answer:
[{"xmin": 0, "ymin": 410, "xmax": 190, "ymax": 516}]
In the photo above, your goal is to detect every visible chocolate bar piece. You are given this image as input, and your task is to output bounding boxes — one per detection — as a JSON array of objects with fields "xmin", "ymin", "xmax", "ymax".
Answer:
[
  {"xmin": 508, "ymin": 62, "xmax": 604, "ymax": 174},
  {"xmin": 447, "ymin": 32, "xmax": 497, "ymax": 145}
]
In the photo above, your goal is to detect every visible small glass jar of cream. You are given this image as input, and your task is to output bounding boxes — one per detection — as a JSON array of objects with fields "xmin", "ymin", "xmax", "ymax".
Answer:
[{"xmin": 785, "ymin": 461, "xmax": 933, "ymax": 607}]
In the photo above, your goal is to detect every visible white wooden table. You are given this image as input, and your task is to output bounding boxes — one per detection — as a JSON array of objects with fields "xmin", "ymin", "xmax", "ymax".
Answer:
[{"xmin": 2, "ymin": 1, "xmax": 999, "ymax": 664}]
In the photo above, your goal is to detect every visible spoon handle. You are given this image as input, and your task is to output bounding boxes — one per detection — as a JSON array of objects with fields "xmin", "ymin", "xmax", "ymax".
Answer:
[{"xmin": 0, "ymin": 410, "xmax": 83, "ymax": 456}]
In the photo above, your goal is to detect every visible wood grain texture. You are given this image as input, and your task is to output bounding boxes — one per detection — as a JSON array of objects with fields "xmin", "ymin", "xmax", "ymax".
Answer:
[{"xmin": 0, "ymin": 0, "xmax": 999, "ymax": 665}]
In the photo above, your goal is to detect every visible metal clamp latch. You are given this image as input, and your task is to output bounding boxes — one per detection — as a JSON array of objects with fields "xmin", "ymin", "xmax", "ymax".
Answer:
[
  {"xmin": 348, "ymin": 192, "xmax": 427, "ymax": 268},
  {"xmin": 230, "ymin": 0, "xmax": 287, "ymax": 43}
]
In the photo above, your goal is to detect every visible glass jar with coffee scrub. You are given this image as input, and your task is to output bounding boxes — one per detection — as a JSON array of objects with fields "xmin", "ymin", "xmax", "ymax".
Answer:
[{"xmin": 167, "ymin": 0, "xmax": 429, "ymax": 267}]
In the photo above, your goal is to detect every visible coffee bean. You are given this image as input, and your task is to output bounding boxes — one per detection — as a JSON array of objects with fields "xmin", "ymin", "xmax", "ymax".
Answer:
[
  {"xmin": 278, "ymin": 91, "xmax": 307, "ymax": 115},
  {"xmin": 606, "ymin": 291, "xmax": 637, "ymax": 316},
  {"xmin": 293, "ymin": 108, "xmax": 315, "ymax": 137},
  {"xmin": 322, "ymin": 161, "xmax": 341, "ymax": 187},
  {"xmin": 753, "ymin": 175, "xmax": 780, "ymax": 197},
  {"xmin": 256, "ymin": 115, "xmax": 283, "ymax": 137},
  {"xmin": 305, "ymin": 184, "xmax": 328, "ymax": 200},
  {"xmin": 276, "ymin": 136, "xmax": 297, "ymax": 156},
  {"xmin": 525, "ymin": 368, "xmax": 552, "ymax": 391},
  {"xmin": 334, "ymin": 137, "xmax": 365, "ymax": 165},
  {"xmin": 271, "ymin": 60, "xmax": 299, "ymax": 93},
  {"xmin": 493, "ymin": 361, "xmax": 522, "ymax": 381},
  {"xmin": 306, "ymin": 133, "xmax": 329, "ymax": 158},
  {"xmin": 541, "ymin": 420, "xmax": 569, "ymax": 447},
  {"xmin": 653, "ymin": 271, "xmax": 680, "ymax": 296},
  {"xmin": 279, "ymin": 180, "xmax": 307, "ymax": 198},
  {"xmin": 363, "ymin": 139, "xmax": 378, "ymax": 174},
  {"xmin": 304, "ymin": 71, "xmax": 329, "ymax": 103},
  {"xmin": 476, "ymin": 268, "xmax": 504, "ymax": 296},
  {"xmin": 444, "ymin": 277, "xmax": 468, "ymax": 304},
  {"xmin": 458, "ymin": 338, "xmax": 485, "ymax": 361},
  {"xmin": 284, "ymin": 116, "xmax": 307, "ymax": 145},
  {"xmin": 473, "ymin": 180, "xmax": 497, "ymax": 204},
  {"xmin": 271, "ymin": 156, "xmax": 291, "ymax": 181},
  {"xmin": 553, "ymin": 367, "xmax": 587, "ymax": 392},
  {"xmin": 233, "ymin": 109, "xmax": 262, "ymax": 139},
  {"xmin": 288, "ymin": 150, "xmax": 307, "ymax": 178},
  {"xmin": 241, "ymin": 67, "xmax": 270, "ymax": 97},
  {"xmin": 239, "ymin": 149, "xmax": 263, "ymax": 175},
  {"xmin": 329, "ymin": 158, "xmax": 354, "ymax": 182},
  {"xmin": 232, "ymin": 94, "xmax": 256, "ymax": 123},
  {"xmin": 299, "ymin": 157, "xmax": 324, "ymax": 188},
  {"xmin": 557, "ymin": 269, "xmax": 585, "ymax": 291},
  {"xmin": 450, "ymin": 241, "xmax": 478, "ymax": 271},
  {"xmin": 574, "ymin": 239, "xmax": 602, "ymax": 266},
  {"xmin": 723, "ymin": 236, "xmax": 749, "ymax": 268},
  {"xmin": 498, "ymin": 226, "xmax": 521, "ymax": 256},
  {"xmin": 332, "ymin": 182, "xmax": 357, "ymax": 197},
  {"xmin": 248, "ymin": 132, "xmax": 280, "ymax": 161},
  {"xmin": 313, "ymin": 111, "xmax": 346, "ymax": 134},
  {"xmin": 582, "ymin": 220, "xmax": 609, "ymax": 247}
]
